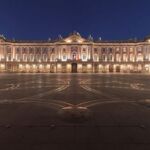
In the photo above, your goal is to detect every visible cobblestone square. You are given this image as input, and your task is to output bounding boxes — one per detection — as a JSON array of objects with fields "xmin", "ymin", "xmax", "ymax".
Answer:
[{"xmin": 0, "ymin": 73, "xmax": 150, "ymax": 150}]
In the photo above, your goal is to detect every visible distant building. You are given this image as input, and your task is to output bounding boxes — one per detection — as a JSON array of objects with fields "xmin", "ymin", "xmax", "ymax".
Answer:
[{"xmin": 0, "ymin": 32, "xmax": 150, "ymax": 73}]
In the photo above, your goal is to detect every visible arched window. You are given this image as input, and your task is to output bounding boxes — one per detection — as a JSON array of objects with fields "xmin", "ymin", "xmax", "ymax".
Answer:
[
  {"xmin": 30, "ymin": 54, "xmax": 34, "ymax": 62},
  {"xmin": 36, "ymin": 54, "xmax": 41, "ymax": 61},
  {"xmin": 129, "ymin": 54, "xmax": 134, "ymax": 62},
  {"xmin": 123, "ymin": 54, "xmax": 127, "ymax": 62},
  {"xmin": 23, "ymin": 54, "xmax": 27, "ymax": 61},
  {"xmin": 16, "ymin": 54, "xmax": 20, "ymax": 61},
  {"xmin": 137, "ymin": 53, "xmax": 143, "ymax": 62},
  {"xmin": 82, "ymin": 53, "xmax": 87, "ymax": 61},
  {"xmin": 116, "ymin": 54, "xmax": 120, "ymax": 62},
  {"xmin": 94, "ymin": 54, "xmax": 98, "ymax": 62},
  {"xmin": 108, "ymin": 54, "xmax": 112, "ymax": 61},
  {"xmin": 43, "ymin": 54, "xmax": 47, "ymax": 62}
]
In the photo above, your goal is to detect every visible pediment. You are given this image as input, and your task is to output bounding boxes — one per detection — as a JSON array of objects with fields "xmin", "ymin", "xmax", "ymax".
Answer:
[{"xmin": 64, "ymin": 32, "xmax": 86, "ymax": 43}]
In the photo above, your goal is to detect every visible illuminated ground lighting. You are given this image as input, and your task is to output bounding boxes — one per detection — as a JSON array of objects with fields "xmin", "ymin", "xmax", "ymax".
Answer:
[{"xmin": 58, "ymin": 106, "xmax": 91, "ymax": 123}]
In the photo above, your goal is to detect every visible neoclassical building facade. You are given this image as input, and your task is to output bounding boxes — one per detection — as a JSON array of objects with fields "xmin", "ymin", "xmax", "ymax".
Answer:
[{"xmin": 0, "ymin": 32, "xmax": 150, "ymax": 73}]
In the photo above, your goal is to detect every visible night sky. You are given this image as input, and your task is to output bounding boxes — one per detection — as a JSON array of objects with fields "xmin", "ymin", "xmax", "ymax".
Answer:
[{"xmin": 0, "ymin": 0, "xmax": 150, "ymax": 40}]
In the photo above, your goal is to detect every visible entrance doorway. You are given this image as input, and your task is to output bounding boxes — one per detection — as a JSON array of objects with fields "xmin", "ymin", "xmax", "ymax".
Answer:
[
  {"xmin": 109, "ymin": 65, "xmax": 114, "ymax": 72},
  {"xmin": 72, "ymin": 63, "xmax": 77, "ymax": 73},
  {"xmin": 116, "ymin": 66, "xmax": 120, "ymax": 72}
]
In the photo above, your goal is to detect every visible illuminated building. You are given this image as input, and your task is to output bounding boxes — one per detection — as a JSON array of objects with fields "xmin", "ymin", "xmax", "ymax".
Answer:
[{"xmin": 0, "ymin": 32, "xmax": 150, "ymax": 73}]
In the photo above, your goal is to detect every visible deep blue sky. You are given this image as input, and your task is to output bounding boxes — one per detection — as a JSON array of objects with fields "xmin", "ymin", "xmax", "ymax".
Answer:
[{"xmin": 0, "ymin": 0, "xmax": 150, "ymax": 40}]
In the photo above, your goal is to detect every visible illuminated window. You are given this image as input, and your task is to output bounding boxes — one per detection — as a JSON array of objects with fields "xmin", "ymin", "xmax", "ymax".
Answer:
[
  {"xmin": 16, "ymin": 54, "xmax": 20, "ymax": 61},
  {"xmin": 116, "ymin": 48, "xmax": 120, "ymax": 52},
  {"xmin": 62, "ymin": 55, "xmax": 67, "ymax": 61},
  {"xmin": 108, "ymin": 55, "xmax": 112, "ymax": 61},
  {"xmin": 43, "ymin": 55, "xmax": 47, "ymax": 61},
  {"xmin": 116, "ymin": 54, "xmax": 120, "ymax": 62},
  {"xmin": 137, "ymin": 54, "xmax": 143, "ymax": 62},
  {"xmin": 94, "ymin": 54, "xmax": 98, "ymax": 62},
  {"xmin": 123, "ymin": 54, "xmax": 127, "ymax": 62},
  {"xmin": 130, "ymin": 48, "xmax": 133, "ymax": 52},
  {"xmin": 123, "ymin": 47, "xmax": 126, "ymax": 52},
  {"xmin": 82, "ymin": 54, "xmax": 87, "ymax": 61},
  {"xmin": 30, "ymin": 54, "xmax": 34, "ymax": 62},
  {"xmin": 23, "ymin": 54, "xmax": 27, "ymax": 61},
  {"xmin": 36, "ymin": 54, "xmax": 41, "ymax": 61},
  {"xmin": 129, "ymin": 54, "xmax": 134, "ymax": 62}
]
